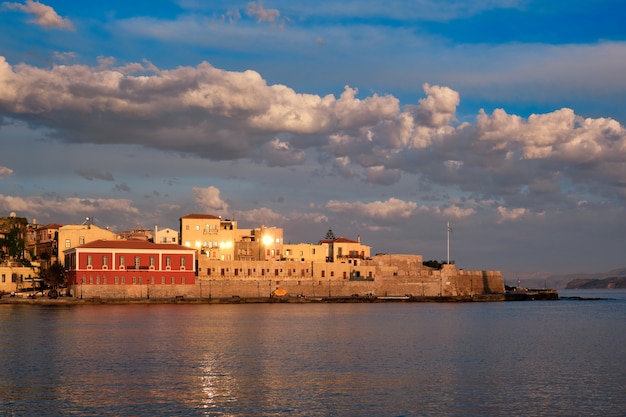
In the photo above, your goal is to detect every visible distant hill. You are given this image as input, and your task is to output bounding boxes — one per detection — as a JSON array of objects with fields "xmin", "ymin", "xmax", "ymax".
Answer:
[
  {"xmin": 503, "ymin": 267, "xmax": 626, "ymax": 290},
  {"xmin": 565, "ymin": 276, "xmax": 626, "ymax": 289}
]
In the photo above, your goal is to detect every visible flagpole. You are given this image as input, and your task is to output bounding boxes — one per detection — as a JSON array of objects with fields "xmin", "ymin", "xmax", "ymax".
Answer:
[{"xmin": 447, "ymin": 221, "xmax": 450, "ymax": 265}]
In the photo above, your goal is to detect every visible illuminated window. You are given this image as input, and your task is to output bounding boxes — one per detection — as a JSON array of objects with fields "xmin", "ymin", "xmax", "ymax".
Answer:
[{"xmin": 65, "ymin": 239, "xmax": 71, "ymax": 248}]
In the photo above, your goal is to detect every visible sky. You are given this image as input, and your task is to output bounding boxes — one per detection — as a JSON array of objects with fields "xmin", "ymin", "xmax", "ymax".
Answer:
[{"xmin": 1, "ymin": 0, "xmax": 625, "ymax": 275}]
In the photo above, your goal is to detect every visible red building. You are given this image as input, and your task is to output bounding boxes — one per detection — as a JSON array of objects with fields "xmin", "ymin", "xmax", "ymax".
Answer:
[{"xmin": 64, "ymin": 240, "xmax": 197, "ymax": 288}]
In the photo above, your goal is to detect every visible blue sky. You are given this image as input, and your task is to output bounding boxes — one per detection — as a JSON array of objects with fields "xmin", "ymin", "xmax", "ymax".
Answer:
[{"xmin": 1, "ymin": 0, "xmax": 625, "ymax": 275}]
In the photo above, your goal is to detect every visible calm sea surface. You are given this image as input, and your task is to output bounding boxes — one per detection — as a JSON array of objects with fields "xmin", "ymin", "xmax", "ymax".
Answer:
[{"xmin": 1, "ymin": 290, "xmax": 625, "ymax": 416}]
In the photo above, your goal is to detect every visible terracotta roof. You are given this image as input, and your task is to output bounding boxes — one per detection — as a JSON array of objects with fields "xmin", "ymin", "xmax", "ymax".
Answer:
[
  {"xmin": 40, "ymin": 223, "xmax": 63, "ymax": 229},
  {"xmin": 180, "ymin": 213, "xmax": 221, "ymax": 220},
  {"xmin": 76, "ymin": 239, "xmax": 194, "ymax": 251},
  {"xmin": 319, "ymin": 237, "xmax": 359, "ymax": 244}
]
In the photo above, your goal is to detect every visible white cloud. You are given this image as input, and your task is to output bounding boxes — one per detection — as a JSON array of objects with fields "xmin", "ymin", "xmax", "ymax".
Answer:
[
  {"xmin": 2, "ymin": 0, "xmax": 74, "ymax": 30},
  {"xmin": 0, "ymin": 166, "xmax": 14, "ymax": 179},
  {"xmin": 246, "ymin": 1, "xmax": 280, "ymax": 23},
  {"xmin": 326, "ymin": 198, "xmax": 419, "ymax": 219},
  {"xmin": 497, "ymin": 206, "xmax": 528, "ymax": 223},
  {"xmin": 0, "ymin": 193, "xmax": 140, "ymax": 220},
  {"xmin": 364, "ymin": 166, "xmax": 402, "ymax": 185},
  {"xmin": 442, "ymin": 205, "xmax": 475, "ymax": 218},
  {"xmin": 256, "ymin": 137, "xmax": 305, "ymax": 167},
  {"xmin": 193, "ymin": 186, "xmax": 230, "ymax": 214},
  {"xmin": 234, "ymin": 207, "xmax": 282, "ymax": 224},
  {"xmin": 1, "ymin": 55, "xmax": 626, "ymax": 212},
  {"xmin": 410, "ymin": 83, "xmax": 459, "ymax": 128}
]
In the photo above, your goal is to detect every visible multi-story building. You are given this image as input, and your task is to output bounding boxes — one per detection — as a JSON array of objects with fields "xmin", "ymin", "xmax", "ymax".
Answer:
[
  {"xmin": 282, "ymin": 243, "xmax": 327, "ymax": 263},
  {"xmin": 180, "ymin": 214, "xmax": 283, "ymax": 261},
  {"xmin": 64, "ymin": 240, "xmax": 197, "ymax": 297},
  {"xmin": 319, "ymin": 236, "xmax": 371, "ymax": 264},
  {"xmin": 154, "ymin": 227, "xmax": 179, "ymax": 244},
  {"xmin": 0, "ymin": 264, "xmax": 38, "ymax": 294},
  {"xmin": 57, "ymin": 223, "xmax": 117, "ymax": 266},
  {"xmin": 25, "ymin": 222, "xmax": 61, "ymax": 266}
]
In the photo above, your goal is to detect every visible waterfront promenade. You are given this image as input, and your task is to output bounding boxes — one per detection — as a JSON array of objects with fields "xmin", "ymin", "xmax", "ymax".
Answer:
[{"xmin": 0, "ymin": 289, "xmax": 558, "ymax": 304}]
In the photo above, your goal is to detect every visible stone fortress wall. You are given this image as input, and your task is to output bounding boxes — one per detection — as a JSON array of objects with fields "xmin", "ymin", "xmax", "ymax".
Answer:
[{"xmin": 73, "ymin": 254, "xmax": 504, "ymax": 300}]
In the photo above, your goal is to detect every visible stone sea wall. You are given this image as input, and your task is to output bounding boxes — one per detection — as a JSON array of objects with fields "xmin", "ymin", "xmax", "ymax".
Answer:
[{"xmin": 68, "ymin": 254, "xmax": 504, "ymax": 300}]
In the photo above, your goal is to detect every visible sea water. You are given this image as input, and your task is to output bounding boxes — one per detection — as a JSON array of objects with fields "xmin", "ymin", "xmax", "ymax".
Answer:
[{"xmin": 1, "ymin": 290, "xmax": 625, "ymax": 416}]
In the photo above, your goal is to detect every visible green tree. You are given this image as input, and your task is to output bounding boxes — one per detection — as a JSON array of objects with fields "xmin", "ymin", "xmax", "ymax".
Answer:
[
  {"xmin": 423, "ymin": 260, "xmax": 443, "ymax": 269},
  {"xmin": 0, "ymin": 227, "xmax": 26, "ymax": 261},
  {"xmin": 40, "ymin": 261, "xmax": 67, "ymax": 291},
  {"xmin": 324, "ymin": 229, "xmax": 336, "ymax": 240}
]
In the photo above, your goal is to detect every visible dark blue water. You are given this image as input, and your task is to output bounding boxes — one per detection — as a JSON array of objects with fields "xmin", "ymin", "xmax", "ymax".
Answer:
[{"xmin": 1, "ymin": 290, "xmax": 625, "ymax": 416}]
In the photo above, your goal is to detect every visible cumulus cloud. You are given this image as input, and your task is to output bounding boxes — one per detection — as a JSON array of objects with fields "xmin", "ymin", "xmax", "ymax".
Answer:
[
  {"xmin": 497, "ymin": 206, "xmax": 528, "ymax": 223},
  {"xmin": 234, "ymin": 207, "xmax": 282, "ymax": 224},
  {"xmin": 442, "ymin": 205, "xmax": 476, "ymax": 218},
  {"xmin": 0, "ymin": 166, "xmax": 14, "ymax": 179},
  {"xmin": 326, "ymin": 198, "xmax": 420, "ymax": 220},
  {"xmin": 1, "ymin": 56, "xmax": 626, "ymax": 214},
  {"xmin": 409, "ymin": 83, "xmax": 459, "ymax": 127},
  {"xmin": 2, "ymin": 0, "xmax": 74, "ymax": 30},
  {"xmin": 246, "ymin": 1, "xmax": 280, "ymax": 23},
  {"xmin": 364, "ymin": 166, "xmax": 402, "ymax": 185},
  {"xmin": 193, "ymin": 186, "xmax": 229, "ymax": 214},
  {"xmin": 0, "ymin": 193, "xmax": 140, "ymax": 219},
  {"xmin": 256, "ymin": 137, "xmax": 306, "ymax": 166}
]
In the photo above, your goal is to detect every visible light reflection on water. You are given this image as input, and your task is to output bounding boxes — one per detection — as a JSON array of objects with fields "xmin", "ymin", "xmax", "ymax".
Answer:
[{"xmin": 1, "ymin": 294, "xmax": 626, "ymax": 416}]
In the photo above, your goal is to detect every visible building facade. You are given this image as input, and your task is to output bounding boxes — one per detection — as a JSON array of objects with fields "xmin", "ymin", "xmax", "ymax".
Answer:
[
  {"xmin": 64, "ymin": 240, "xmax": 197, "ymax": 298},
  {"xmin": 57, "ymin": 224, "xmax": 117, "ymax": 266},
  {"xmin": 180, "ymin": 214, "xmax": 284, "ymax": 262},
  {"xmin": 154, "ymin": 227, "xmax": 179, "ymax": 244},
  {"xmin": 319, "ymin": 236, "xmax": 371, "ymax": 263}
]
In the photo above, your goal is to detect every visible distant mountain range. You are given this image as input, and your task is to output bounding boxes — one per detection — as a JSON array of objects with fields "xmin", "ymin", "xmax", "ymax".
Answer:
[{"xmin": 503, "ymin": 267, "xmax": 626, "ymax": 290}]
